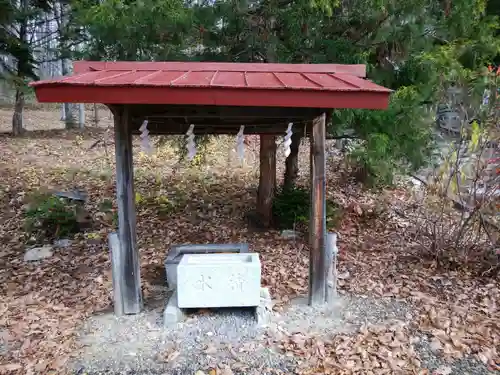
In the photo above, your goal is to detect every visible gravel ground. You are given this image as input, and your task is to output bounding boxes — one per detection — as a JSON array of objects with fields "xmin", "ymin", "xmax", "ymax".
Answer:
[
  {"xmin": 73, "ymin": 292, "xmax": 496, "ymax": 375},
  {"xmin": 414, "ymin": 335, "xmax": 497, "ymax": 375},
  {"xmin": 73, "ymin": 286, "xmax": 294, "ymax": 375},
  {"xmin": 269, "ymin": 294, "xmax": 413, "ymax": 339},
  {"xmin": 72, "ymin": 289, "xmax": 416, "ymax": 375}
]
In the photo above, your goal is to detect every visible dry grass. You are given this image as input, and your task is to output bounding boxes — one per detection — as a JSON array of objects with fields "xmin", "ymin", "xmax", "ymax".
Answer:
[{"xmin": 0, "ymin": 105, "xmax": 113, "ymax": 133}]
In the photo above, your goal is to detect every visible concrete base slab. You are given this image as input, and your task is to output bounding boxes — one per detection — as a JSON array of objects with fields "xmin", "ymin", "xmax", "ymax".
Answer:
[
  {"xmin": 163, "ymin": 287, "xmax": 272, "ymax": 328},
  {"xmin": 163, "ymin": 291, "xmax": 186, "ymax": 327},
  {"xmin": 255, "ymin": 287, "xmax": 273, "ymax": 327}
]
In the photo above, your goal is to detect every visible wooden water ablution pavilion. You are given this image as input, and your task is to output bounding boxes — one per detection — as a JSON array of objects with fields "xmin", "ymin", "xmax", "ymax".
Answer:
[{"xmin": 30, "ymin": 61, "xmax": 391, "ymax": 314}]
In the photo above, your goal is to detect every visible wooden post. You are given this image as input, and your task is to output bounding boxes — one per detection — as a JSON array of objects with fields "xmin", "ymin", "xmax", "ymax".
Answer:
[
  {"xmin": 325, "ymin": 232, "xmax": 337, "ymax": 303},
  {"xmin": 256, "ymin": 134, "xmax": 277, "ymax": 227},
  {"xmin": 309, "ymin": 113, "xmax": 327, "ymax": 306},
  {"xmin": 113, "ymin": 105, "xmax": 143, "ymax": 314},
  {"xmin": 108, "ymin": 232, "xmax": 124, "ymax": 316}
]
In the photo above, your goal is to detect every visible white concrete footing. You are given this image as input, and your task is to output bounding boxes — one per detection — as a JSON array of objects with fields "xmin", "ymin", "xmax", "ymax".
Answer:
[
  {"xmin": 163, "ymin": 287, "xmax": 273, "ymax": 328},
  {"xmin": 163, "ymin": 291, "xmax": 186, "ymax": 327},
  {"xmin": 255, "ymin": 287, "xmax": 273, "ymax": 326}
]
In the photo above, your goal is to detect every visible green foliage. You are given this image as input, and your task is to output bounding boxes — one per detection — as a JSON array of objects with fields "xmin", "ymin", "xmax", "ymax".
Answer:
[
  {"xmin": 98, "ymin": 198, "xmax": 113, "ymax": 212},
  {"xmin": 339, "ymin": 86, "xmax": 435, "ymax": 187},
  {"xmin": 0, "ymin": 0, "xmax": 51, "ymax": 82},
  {"xmin": 135, "ymin": 191, "xmax": 177, "ymax": 218},
  {"xmin": 2, "ymin": 0, "xmax": 498, "ymax": 189},
  {"xmin": 189, "ymin": 0, "xmax": 499, "ymax": 187},
  {"xmin": 73, "ymin": 0, "xmax": 191, "ymax": 60},
  {"xmin": 272, "ymin": 186, "xmax": 342, "ymax": 229},
  {"xmin": 158, "ymin": 134, "xmax": 213, "ymax": 167},
  {"xmin": 24, "ymin": 193, "xmax": 80, "ymax": 240},
  {"xmin": 272, "ymin": 186, "xmax": 309, "ymax": 229}
]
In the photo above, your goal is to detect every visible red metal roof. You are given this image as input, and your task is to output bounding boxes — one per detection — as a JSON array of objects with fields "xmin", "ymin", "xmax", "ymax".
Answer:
[{"xmin": 30, "ymin": 61, "xmax": 392, "ymax": 109}]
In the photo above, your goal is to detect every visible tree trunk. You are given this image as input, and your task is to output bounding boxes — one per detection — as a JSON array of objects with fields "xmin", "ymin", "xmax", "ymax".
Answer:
[
  {"xmin": 283, "ymin": 131, "xmax": 302, "ymax": 189},
  {"xmin": 12, "ymin": 0, "xmax": 28, "ymax": 136},
  {"xmin": 79, "ymin": 103, "xmax": 85, "ymax": 129},
  {"xmin": 58, "ymin": 2, "xmax": 76, "ymax": 129},
  {"xmin": 257, "ymin": 135, "xmax": 277, "ymax": 227},
  {"xmin": 12, "ymin": 89, "xmax": 25, "ymax": 136},
  {"xmin": 61, "ymin": 59, "xmax": 75, "ymax": 128}
]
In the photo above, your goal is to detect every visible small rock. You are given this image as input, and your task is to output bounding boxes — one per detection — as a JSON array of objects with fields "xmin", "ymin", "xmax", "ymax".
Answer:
[
  {"xmin": 260, "ymin": 287, "xmax": 272, "ymax": 302},
  {"xmin": 54, "ymin": 190, "xmax": 87, "ymax": 202},
  {"xmin": 24, "ymin": 245, "xmax": 53, "ymax": 262},
  {"xmin": 337, "ymin": 271, "xmax": 350, "ymax": 280},
  {"xmin": 256, "ymin": 305, "xmax": 271, "ymax": 326},
  {"xmin": 429, "ymin": 338, "xmax": 443, "ymax": 353},
  {"xmin": 256, "ymin": 287, "xmax": 273, "ymax": 326},
  {"xmin": 280, "ymin": 230, "xmax": 300, "ymax": 240},
  {"xmin": 434, "ymin": 366, "xmax": 452, "ymax": 375},
  {"xmin": 54, "ymin": 239, "xmax": 72, "ymax": 248}
]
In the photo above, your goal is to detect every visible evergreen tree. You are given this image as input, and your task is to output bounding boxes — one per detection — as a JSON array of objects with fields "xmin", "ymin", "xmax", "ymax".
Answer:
[
  {"xmin": 73, "ymin": 0, "xmax": 191, "ymax": 60},
  {"xmin": 1, "ymin": 0, "xmax": 53, "ymax": 135}
]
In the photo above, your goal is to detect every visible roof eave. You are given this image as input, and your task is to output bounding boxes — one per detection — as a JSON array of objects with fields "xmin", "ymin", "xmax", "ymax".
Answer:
[{"xmin": 33, "ymin": 85, "xmax": 391, "ymax": 110}]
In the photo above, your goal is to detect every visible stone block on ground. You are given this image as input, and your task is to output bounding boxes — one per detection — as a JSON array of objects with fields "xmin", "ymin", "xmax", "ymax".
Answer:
[
  {"xmin": 280, "ymin": 230, "xmax": 300, "ymax": 240},
  {"xmin": 177, "ymin": 253, "xmax": 261, "ymax": 309},
  {"xmin": 165, "ymin": 243, "xmax": 249, "ymax": 289},
  {"xmin": 24, "ymin": 245, "xmax": 53, "ymax": 262},
  {"xmin": 54, "ymin": 239, "xmax": 72, "ymax": 248},
  {"xmin": 163, "ymin": 291, "xmax": 186, "ymax": 327},
  {"xmin": 255, "ymin": 287, "xmax": 273, "ymax": 326}
]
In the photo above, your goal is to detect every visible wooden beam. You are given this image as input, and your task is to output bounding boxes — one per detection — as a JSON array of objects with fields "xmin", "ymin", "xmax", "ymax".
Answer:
[
  {"xmin": 113, "ymin": 105, "xmax": 143, "ymax": 315},
  {"xmin": 130, "ymin": 121, "xmax": 309, "ymax": 135},
  {"xmin": 309, "ymin": 113, "xmax": 327, "ymax": 306},
  {"xmin": 127, "ymin": 104, "xmax": 322, "ymax": 120}
]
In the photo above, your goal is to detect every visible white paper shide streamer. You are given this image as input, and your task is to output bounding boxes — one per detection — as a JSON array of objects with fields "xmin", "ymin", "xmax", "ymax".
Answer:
[
  {"xmin": 283, "ymin": 122, "xmax": 293, "ymax": 157},
  {"xmin": 186, "ymin": 124, "xmax": 197, "ymax": 161},
  {"xmin": 139, "ymin": 119, "xmax": 153, "ymax": 155},
  {"xmin": 236, "ymin": 125, "xmax": 245, "ymax": 160}
]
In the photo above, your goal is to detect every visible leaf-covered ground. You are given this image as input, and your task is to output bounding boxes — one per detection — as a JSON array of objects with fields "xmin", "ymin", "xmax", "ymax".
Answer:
[{"xmin": 0, "ymin": 109, "xmax": 498, "ymax": 375}]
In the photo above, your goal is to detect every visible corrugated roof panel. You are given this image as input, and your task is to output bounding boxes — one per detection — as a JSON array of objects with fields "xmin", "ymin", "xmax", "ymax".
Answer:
[
  {"xmin": 171, "ymin": 71, "xmax": 216, "ymax": 86},
  {"xmin": 245, "ymin": 72, "xmax": 285, "ymax": 88},
  {"xmin": 303, "ymin": 73, "xmax": 357, "ymax": 90},
  {"xmin": 97, "ymin": 70, "xmax": 157, "ymax": 84},
  {"xmin": 274, "ymin": 72, "xmax": 321, "ymax": 89},
  {"xmin": 211, "ymin": 71, "xmax": 247, "ymax": 87},
  {"xmin": 332, "ymin": 74, "xmax": 389, "ymax": 91},
  {"xmin": 141, "ymin": 71, "xmax": 186, "ymax": 85},
  {"xmin": 67, "ymin": 70, "xmax": 121, "ymax": 83},
  {"xmin": 30, "ymin": 61, "xmax": 392, "ymax": 109},
  {"xmin": 73, "ymin": 61, "xmax": 368, "ymax": 76}
]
